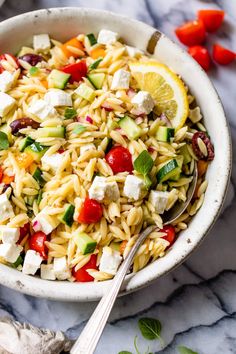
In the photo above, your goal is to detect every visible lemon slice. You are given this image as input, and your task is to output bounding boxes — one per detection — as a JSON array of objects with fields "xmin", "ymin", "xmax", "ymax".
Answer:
[{"xmin": 129, "ymin": 61, "xmax": 189, "ymax": 130}]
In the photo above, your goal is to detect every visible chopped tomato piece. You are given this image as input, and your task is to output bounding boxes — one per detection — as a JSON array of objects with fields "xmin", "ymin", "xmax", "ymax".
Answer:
[
  {"xmin": 78, "ymin": 198, "xmax": 103, "ymax": 224},
  {"xmin": 160, "ymin": 225, "xmax": 176, "ymax": 246},
  {"xmin": 0, "ymin": 166, "xmax": 3, "ymax": 183},
  {"xmin": 29, "ymin": 231, "xmax": 47, "ymax": 259},
  {"xmin": 175, "ymin": 20, "xmax": 206, "ymax": 46},
  {"xmin": 188, "ymin": 45, "xmax": 211, "ymax": 71},
  {"xmin": 2, "ymin": 174, "xmax": 14, "ymax": 184},
  {"xmin": 60, "ymin": 37, "xmax": 84, "ymax": 58},
  {"xmin": 62, "ymin": 61, "xmax": 87, "ymax": 83},
  {"xmin": 0, "ymin": 54, "xmax": 19, "ymax": 73},
  {"xmin": 198, "ymin": 9, "xmax": 225, "ymax": 33},
  {"xmin": 18, "ymin": 223, "xmax": 31, "ymax": 244},
  {"xmin": 212, "ymin": 43, "xmax": 236, "ymax": 65},
  {"xmin": 72, "ymin": 254, "xmax": 97, "ymax": 282},
  {"xmin": 105, "ymin": 146, "xmax": 133, "ymax": 174}
]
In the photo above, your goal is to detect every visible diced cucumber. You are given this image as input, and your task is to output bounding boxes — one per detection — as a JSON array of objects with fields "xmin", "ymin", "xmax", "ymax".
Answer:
[
  {"xmin": 179, "ymin": 144, "xmax": 192, "ymax": 164},
  {"xmin": 32, "ymin": 167, "xmax": 45, "ymax": 186},
  {"xmin": 169, "ymin": 156, "xmax": 183, "ymax": 181},
  {"xmin": 87, "ymin": 73, "xmax": 105, "ymax": 89},
  {"xmin": 47, "ymin": 69, "xmax": 71, "ymax": 89},
  {"xmin": 89, "ymin": 58, "xmax": 103, "ymax": 71},
  {"xmin": 107, "ymin": 117, "xmax": 118, "ymax": 131},
  {"xmin": 75, "ymin": 232, "xmax": 97, "ymax": 255},
  {"xmin": 17, "ymin": 47, "xmax": 35, "ymax": 57},
  {"xmin": 75, "ymin": 83, "xmax": 95, "ymax": 102},
  {"xmin": 37, "ymin": 127, "xmax": 65, "ymax": 138},
  {"xmin": 24, "ymin": 142, "xmax": 48, "ymax": 162},
  {"xmin": 0, "ymin": 124, "xmax": 12, "ymax": 143},
  {"xmin": 12, "ymin": 255, "xmax": 23, "ymax": 268},
  {"xmin": 60, "ymin": 204, "xmax": 75, "ymax": 227},
  {"xmin": 156, "ymin": 126, "xmax": 175, "ymax": 142},
  {"xmin": 19, "ymin": 136, "xmax": 35, "ymax": 152},
  {"xmin": 37, "ymin": 190, "xmax": 43, "ymax": 205},
  {"xmin": 157, "ymin": 159, "xmax": 179, "ymax": 183},
  {"xmin": 118, "ymin": 115, "xmax": 142, "ymax": 140},
  {"xmin": 143, "ymin": 175, "xmax": 153, "ymax": 190},
  {"xmin": 87, "ymin": 33, "xmax": 97, "ymax": 46},
  {"xmin": 109, "ymin": 241, "xmax": 121, "ymax": 252}
]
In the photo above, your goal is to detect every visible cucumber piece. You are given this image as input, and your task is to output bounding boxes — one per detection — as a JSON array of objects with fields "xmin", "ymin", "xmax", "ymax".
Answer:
[
  {"xmin": 75, "ymin": 232, "xmax": 97, "ymax": 255},
  {"xmin": 118, "ymin": 115, "xmax": 142, "ymax": 140},
  {"xmin": 179, "ymin": 144, "xmax": 192, "ymax": 164},
  {"xmin": 89, "ymin": 58, "xmax": 103, "ymax": 71},
  {"xmin": 37, "ymin": 127, "xmax": 65, "ymax": 138},
  {"xmin": 19, "ymin": 136, "xmax": 35, "ymax": 152},
  {"xmin": 24, "ymin": 142, "xmax": 48, "ymax": 162},
  {"xmin": 87, "ymin": 33, "xmax": 97, "ymax": 46},
  {"xmin": 169, "ymin": 155, "xmax": 183, "ymax": 181},
  {"xmin": 60, "ymin": 204, "xmax": 75, "ymax": 227},
  {"xmin": 12, "ymin": 255, "xmax": 23, "ymax": 268},
  {"xmin": 0, "ymin": 124, "xmax": 12, "ymax": 143},
  {"xmin": 156, "ymin": 126, "xmax": 175, "ymax": 142},
  {"xmin": 107, "ymin": 117, "xmax": 118, "ymax": 131},
  {"xmin": 32, "ymin": 167, "xmax": 45, "ymax": 186},
  {"xmin": 37, "ymin": 190, "xmax": 43, "ymax": 205},
  {"xmin": 157, "ymin": 159, "xmax": 179, "ymax": 183},
  {"xmin": 87, "ymin": 73, "xmax": 105, "ymax": 89},
  {"xmin": 47, "ymin": 69, "xmax": 71, "ymax": 89},
  {"xmin": 75, "ymin": 83, "xmax": 95, "ymax": 102}
]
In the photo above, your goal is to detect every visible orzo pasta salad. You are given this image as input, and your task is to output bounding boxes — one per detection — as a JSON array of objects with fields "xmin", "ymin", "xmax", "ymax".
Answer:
[{"xmin": 0, "ymin": 30, "xmax": 214, "ymax": 282}]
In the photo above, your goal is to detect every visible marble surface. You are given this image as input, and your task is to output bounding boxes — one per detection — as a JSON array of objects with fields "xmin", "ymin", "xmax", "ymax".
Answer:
[{"xmin": 0, "ymin": 0, "xmax": 236, "ymax": 353}]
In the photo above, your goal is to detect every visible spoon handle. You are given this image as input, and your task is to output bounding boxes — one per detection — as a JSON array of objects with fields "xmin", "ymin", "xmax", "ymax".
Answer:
[{"xmin": 70, "ymin": 225, "xmax": 156, "ymax": 354}]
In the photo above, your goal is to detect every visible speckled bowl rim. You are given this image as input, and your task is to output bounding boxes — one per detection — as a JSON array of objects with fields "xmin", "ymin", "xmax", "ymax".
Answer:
[{"xmin": 0, "ymin": 7, "xmax": 232, "ymax": 301}]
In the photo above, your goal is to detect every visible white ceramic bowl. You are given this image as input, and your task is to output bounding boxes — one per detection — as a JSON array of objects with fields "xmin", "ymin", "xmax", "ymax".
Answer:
[{"xmin": 0, "ymin": 8, "xmax": 231, "ymax": 301}]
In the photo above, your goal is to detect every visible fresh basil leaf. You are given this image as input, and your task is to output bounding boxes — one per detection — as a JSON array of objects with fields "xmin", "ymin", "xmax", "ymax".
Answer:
[
  {"xmin": 134, "ymin": 150, "xmax": 154, "ymax": 176},
  {"xmin": 89, "ymin": 58, "xmax": 103, "ymax": 71},
  {"xmin": 118, "ymin": 352, "xmax": 133, "ymax": 354},
  {"xmin": 64, "ymin": 107, "xmax": 77, "ymax": 120},
  {"xmin": 72, "ymin": 124, "xmax": 86, "ymax": 135},
  {"xmin": 178, "ymin": 346, "xmax": 198, "ymax": 354},
  {"xmin": 138, "ymin": 317, "xmax": 161, "ymax": 340},
  {"xmin": 0, "ymin": 132, "xmax": 9, "ymax": 150},
  {"xmin": 29, "ymin": 67, "xmax": 39, "ymax": 76}
]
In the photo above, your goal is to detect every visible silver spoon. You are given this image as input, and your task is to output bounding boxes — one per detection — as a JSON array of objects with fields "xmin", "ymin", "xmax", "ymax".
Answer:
[{"xmin": 71, "ymin": 162, "xmax": 198, "ymax": 354}]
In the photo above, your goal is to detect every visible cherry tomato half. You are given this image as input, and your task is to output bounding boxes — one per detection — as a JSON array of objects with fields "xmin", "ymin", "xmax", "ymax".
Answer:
[
  {"xmin": 0, "ymin": 54, "xmax": 19, "ymax": 73},
  {"xmin": 72, "ymin": 254, "xmax": 97, "ymax": 282},
  {"xmin": 198, "ymin": 9, "xmax": 225, "ymax": 33},
  {"xmin": 175, "ymin": 20, "xmax": 206, "ymax": 46},
  {"xmin": 212, "ymin": 44, "xmax": 236, "ymax": 65},
  {"xmin": 78, "ymin": 197, "xmax": 103, "ymax": 224},
  {"xmin": 160, "ymin": 225, "xmax": 176, "ymax": 247},
  {"xmin": 29, "ymin": 231, "xmax": 48, "ymax": 259},
  {"xmin": 105, "ymin": 146, "xmax": 133, "ymax": 174},
  {"xmin": 188, "ymin": 45, "xmax": 211, "ymax": 71},
  {"xmin": 62, "ymin": 60, "xmax": 87, "ymax": 83}
]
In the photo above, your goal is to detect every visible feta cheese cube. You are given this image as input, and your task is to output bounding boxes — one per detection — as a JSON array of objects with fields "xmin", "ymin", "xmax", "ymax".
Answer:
[
  {"xmin": 22, "ymin": 250, "xmax": 43, "ymax": 275},
  {"xmin": 27, "ymin": 99, "xmax": 57, "ymax": 121},
  {"xmin": 33, "ymin": 34, "xmax": 51, "ymax": 52},
  {"xmin": 125, "ymin": 45, "xmax": 143, "ymax": 58},
  {"xmin": 123, "ymin": 175, "xmax": 145, "ymax": 201},
  {"xmin": 105, "ymin": 181, "xmax": 120, "ymax": 201},
  {"xmin": 0, "ymin": 92, "xmax": 16, "ymax": 117},
  {"xmin": 88, "ymin": 176, "xmax": 120, "ymax": 202},
  {"xmin": 111, "ymin": 69, "xmax": 130, "ymax": 90},
  {"xmin": 0, "ymin": 194, "xmax": 15, "ymax": 222},
  {"xmin": 0, "ymin": 226, "xmax": 20, "ymax": 244},
  {"xmin": 80, "ymin": 143, "xmax": 96, "ymax": 155},
  {"xmin": 41, "ymin": 153, "xmax": 63, "ymax": 173},
  {"xmin": 0, "ymin": 243, "xmax": 22, "ymax": 263},
  {"xmin": 131, "ymin": 91, "xmax": 155, "ymax": 114},
  {"xmin": 32, "ymin": 208, "xmax": 59, "ymax": 235},
  {"xmin": 149, "ymin": 190, "xmax": 169, "ymax": 214},
  {"xmin": 0, "ymin": 71, "xmax": 15, "ymax": 93},
  {"xmin": 40, "ymin": 264, "xmax": 56, "ymax": 280},
  {"xmin": 44, "ymin": 89, "xmax": 72, "ymax": 107},
  {"xmin": 99, "ymin": 246, "xmax": 122, "ymax": 275},
  {"xmin": 53, "ymin": 256, "xmax": 71, "ymax": 280},
  {"xmin": 97, "ymin": 29, "xmax": 119, "ymax": 45}
]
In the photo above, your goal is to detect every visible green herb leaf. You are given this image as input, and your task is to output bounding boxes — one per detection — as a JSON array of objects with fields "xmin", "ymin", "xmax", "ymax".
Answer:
[
  {"xmin": 118, "ymin": 352, "xmax": 133, "ymax": 354},
  {"xmin": 89, "ymin": 58, "xmax": 103, "ymax": 71},
  {"xmin": 87, "ymin": 33, "xmax": 97, "ymax": 46},
  {"xmin": 138, "ymin": 317, "xmax": 162, "ymax": 340},
  {"xmin": 12, "ymin": 255, "xmax": 23, "ymax": 268},
  {"xmin": 72, "ymin": 124, "xmax": 86, "ymax": 135},
  {"xmin": 64, "ymin": 107, "xmax": 77, "ymax": 120},
  {"xmin": 134, "ymin": 150, "xmax": 154, "ymax": 176},
  {"xmin": 0, "ymin": 132, "xmax": 9, "ymax": 150},
  {"xmin": 178, "ymin": 346, "xmax": 198, "ymax": 354},
  {"xmin": 29, "ymin": 67, "xmax": 39, "ymax": 76}
]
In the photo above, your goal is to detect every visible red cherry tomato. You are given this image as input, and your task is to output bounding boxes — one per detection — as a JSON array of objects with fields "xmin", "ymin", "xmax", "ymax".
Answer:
[
  {"xmin": 105, "ymin": 146, "xmax": 133, "ymax": 174},
  {"xmin": 20, "ymin": 223, "xmax": 31, "ymax": 239},
  {"xmin": 188, "ymin": 45, "xmax": 211, "ymax": 71},
  {"xmin": 175, "ymin": 20, "xmax": 206, "ymax": 46},
  {"xmin": 62, "ymin": 60, "xmax": 87, "ymax": 83},
  {"xmin": 29, "ymin": 231, "xmax": 48, "ymax": 259},
  {"xmin": 78, "ymin": 198, "xmax": 103, "ymax": 224},
  {"xmin": 198, "ymin": 9, "xmax": 225, "ymax": 33},
  {"xmin": 160, "ymin": 225, "xmax": 176, "ymax": 246},
  {"xmin": 0, "ymin": 166, "xmax": 3, "ymax": 183},
  {"xmin": 0, "ymin": 54, "xmax": 19, "ymax": 73},
  {"xmin": 72, "ymin": 254, "xmax": 97, "ymax": 282},
  {"xmin": 212, "ymin": 44, "xmax": 236, "ymax": 65}
]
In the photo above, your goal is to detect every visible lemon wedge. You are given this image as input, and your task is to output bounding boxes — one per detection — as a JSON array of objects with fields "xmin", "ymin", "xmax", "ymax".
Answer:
[{"xmin": 129, "ymin": 61, "xmax": 189, "ymax": 130}]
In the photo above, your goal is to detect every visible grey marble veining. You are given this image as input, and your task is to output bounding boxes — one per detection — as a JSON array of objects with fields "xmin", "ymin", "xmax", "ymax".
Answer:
[{"xmin": 0, "ymin": 0, "xmax": 236, "ymax": 353}]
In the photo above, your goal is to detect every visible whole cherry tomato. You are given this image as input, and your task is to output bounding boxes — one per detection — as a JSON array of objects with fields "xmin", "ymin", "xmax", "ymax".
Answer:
[
  {"xmin": 105, "ymin": 146, "xmax": 133, "ymax": 174},
  {"xmin": 72, "ymin": 254, "xmax": 97, "ymax": 282},
  {"xmin": 160, "ymin": 225, "xmax": 176, "ymax": 246},
  {"xmin": 62, "ymin": 60, "xmax": 87, "ymax": 83},
  {"xmin": 212, "ymin": 44, "xmax": 236, "ymax": 65},
  {"xmin": 188, "ymin": 45, "xmax": 211, "ymax": 71},
  {"xmin": 175, "ymin": 20, "xmax": 206, "ymax": 46},
  {"xmin": 198, "ymin": 9, "xmax": 225, "ymax": 33},
  {"xmin": 78, "ymin": 198, "xmax": 103, "ymax": 224},
  {"xmin": 29, "ymin": 231, "xmax": 48, "ymax": 259}
]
